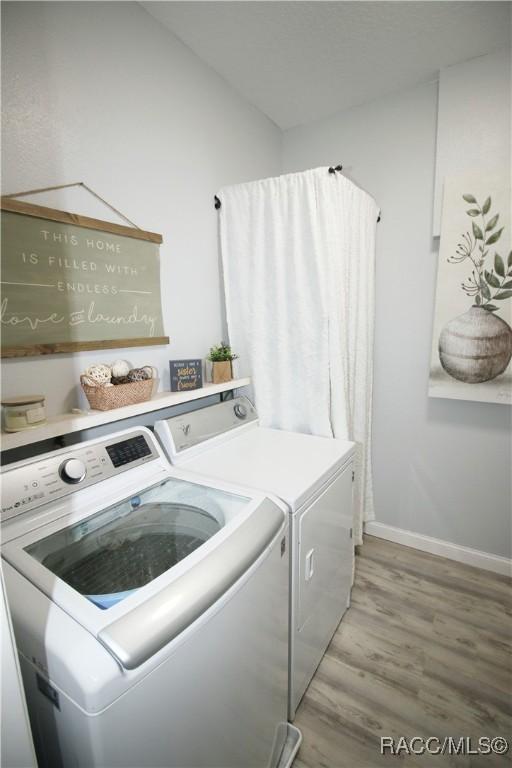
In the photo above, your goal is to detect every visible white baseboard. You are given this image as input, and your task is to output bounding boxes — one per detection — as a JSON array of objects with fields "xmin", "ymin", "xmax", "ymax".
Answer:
[{"xmin": 364, "ymin": 521, "xmax": 512, "ymax": 577}]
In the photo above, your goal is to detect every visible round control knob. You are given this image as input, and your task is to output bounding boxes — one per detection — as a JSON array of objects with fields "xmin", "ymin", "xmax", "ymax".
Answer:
[
  {"xmin": 59, "ymin": 458, "xmax": 87, "ymax": 484},
  {"xmin": 234, "ymin": 403, "xmax": 248, "ymax": 420}
]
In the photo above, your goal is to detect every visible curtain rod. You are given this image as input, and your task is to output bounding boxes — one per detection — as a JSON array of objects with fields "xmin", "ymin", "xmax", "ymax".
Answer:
[{"xmin": 215, "ymin": 165, "xmax": 381, "ymax": 222}]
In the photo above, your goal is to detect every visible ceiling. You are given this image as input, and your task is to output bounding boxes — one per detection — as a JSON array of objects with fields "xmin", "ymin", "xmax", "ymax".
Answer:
[{"xmin": 142, "ymin": 1, "xmax": 511, "ymax": 130}]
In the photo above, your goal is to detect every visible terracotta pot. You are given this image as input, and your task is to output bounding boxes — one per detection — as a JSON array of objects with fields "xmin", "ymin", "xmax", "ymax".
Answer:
[
  {"xmin": 211, "ymin": 361, "xmax": 232, "ymax": 384},
  {"xmin": 438, "ymin": 306, "xmax": 512, "ymax": 383}
]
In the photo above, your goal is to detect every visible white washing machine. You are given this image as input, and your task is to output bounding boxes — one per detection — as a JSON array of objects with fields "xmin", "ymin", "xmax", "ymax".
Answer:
[
  {"xmin": 1, "ymin": 427, "xmax": 301, "ymax": 768},
  {"xmin": 155, "ymin": 397, "xmax": 355, "ymax": 718}
]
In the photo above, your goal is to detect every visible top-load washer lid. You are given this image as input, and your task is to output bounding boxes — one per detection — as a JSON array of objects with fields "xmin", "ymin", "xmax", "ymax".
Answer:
[
  {"xmin": 24, "ymin": 478, "xmax": 238, "ymax": 610},
  {"xmin": 1, "ymin": 428, "xmax": 287, "ymax": 674}
]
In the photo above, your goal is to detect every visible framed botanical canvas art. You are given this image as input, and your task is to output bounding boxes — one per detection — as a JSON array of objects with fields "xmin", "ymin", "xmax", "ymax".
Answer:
[{"xmin": 429, "ymin": 173, "xmax": 512, "ymax": 404}]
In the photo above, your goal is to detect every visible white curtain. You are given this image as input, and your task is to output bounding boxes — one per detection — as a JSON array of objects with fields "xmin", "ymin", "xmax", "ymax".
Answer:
[{"xmin": 219, "ymin": 167, "xmax": 378, "ymax": 543}]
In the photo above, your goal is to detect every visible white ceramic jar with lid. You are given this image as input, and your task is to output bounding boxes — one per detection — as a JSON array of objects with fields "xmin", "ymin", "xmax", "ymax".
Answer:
[{"xmin": 2, "ymin": 395, "xmax": 47, "ymax": 432}]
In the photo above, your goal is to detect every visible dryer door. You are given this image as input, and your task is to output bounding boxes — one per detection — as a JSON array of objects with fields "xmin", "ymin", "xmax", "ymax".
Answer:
[{"xmin": 293, "ymin": 462, "xmax": 353, "ymax": 715}]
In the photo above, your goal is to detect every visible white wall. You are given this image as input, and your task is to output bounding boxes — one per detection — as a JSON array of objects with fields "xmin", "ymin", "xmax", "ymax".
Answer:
[
  {"xmin": 283, "ymin": 77, "xmax": 512, "ymax": 559},
  {"xmin": 433, "ymin": 48, "xmax": 511, "ymax": 235},
  {"xmin": 1, "ymin": 1, "xmax": 281, "ymax": 417}
]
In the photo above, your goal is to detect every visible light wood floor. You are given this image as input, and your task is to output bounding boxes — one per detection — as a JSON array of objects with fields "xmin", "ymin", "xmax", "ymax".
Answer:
[{"xmin": 292, "ymin": 535, "xmax": 512, "ymax": 768}]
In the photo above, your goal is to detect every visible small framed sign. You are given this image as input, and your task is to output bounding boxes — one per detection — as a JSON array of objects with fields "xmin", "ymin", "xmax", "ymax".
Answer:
[{"xmin": 170, "ymin": 359, "xmax": 203, "ymax": 392}]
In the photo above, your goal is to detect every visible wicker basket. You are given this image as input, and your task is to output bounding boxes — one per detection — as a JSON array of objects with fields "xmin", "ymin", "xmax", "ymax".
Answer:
[{"xmin": 81, "ymin": 377, "xmax": 154, "ymax": 411}]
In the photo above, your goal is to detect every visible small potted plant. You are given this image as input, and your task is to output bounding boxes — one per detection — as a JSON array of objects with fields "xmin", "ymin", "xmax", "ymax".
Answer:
[{"xmin": 207, "ymin": 342, "xmax": 238, "ymax": 384}]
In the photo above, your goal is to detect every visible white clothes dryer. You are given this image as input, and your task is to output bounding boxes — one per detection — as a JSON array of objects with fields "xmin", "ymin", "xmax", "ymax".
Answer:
[
  {"xmin": 155, "ymin": 397, "xmax": 355, "ymax": 718},
  {"xmin": 1, "ymin": 427, "xmax": 300, "ymax": 768}
]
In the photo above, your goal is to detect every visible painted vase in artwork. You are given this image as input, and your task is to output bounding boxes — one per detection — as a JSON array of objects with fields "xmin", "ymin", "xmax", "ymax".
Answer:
[
  {"xmin": 439, "ymin": 306, "xmax": 512, "ymax": 383},
  {"xmin": 439, "ymin": 193, "xmax": 512, "ymax": 384}
]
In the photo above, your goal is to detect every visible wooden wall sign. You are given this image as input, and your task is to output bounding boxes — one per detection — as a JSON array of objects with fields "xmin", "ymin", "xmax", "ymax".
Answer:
[
  {"xmin": 170, "ymin": 359, "xmax": 203, "ymax": 392},
  {"xmin": 0, "ymin": 198, "xmax": 169, "ymax": 357}
]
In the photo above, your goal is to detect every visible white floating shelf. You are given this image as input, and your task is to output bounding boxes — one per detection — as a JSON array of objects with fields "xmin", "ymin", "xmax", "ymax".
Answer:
[{"xmin": 1, "ymin": 378, "xmax": 251, "ymax": 452}]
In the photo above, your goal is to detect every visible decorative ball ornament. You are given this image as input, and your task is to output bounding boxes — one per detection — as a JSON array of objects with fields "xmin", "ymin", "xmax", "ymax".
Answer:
[
  {"xmin": 112, "ymin": 376, "xmax": 131, "ymax": 385},
  {"xmin": 111, "ymin": 359, "xmax": 131, "ymax": 379},
  {"xmin": 127, "ymin": 367, "xmax": 150, "ymax": 382},
  {"xmin": 85, "ymin": 364, "xmax": 111, "ymax": 385},
  {"xmin": 142, "ymin": 365, "xmax": 157, "ymax": 379},
  {"xmin": 81, "ymin": 374, "xmax": 100, "ymax": 387}
]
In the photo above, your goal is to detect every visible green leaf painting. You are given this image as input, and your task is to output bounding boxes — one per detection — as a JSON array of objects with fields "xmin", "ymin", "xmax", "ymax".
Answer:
[
  {"xmin": 485, "ymin": 270, "xmax": 501, "ymax": 288},
  {"xmin": 472, "ymin": 222, "xmax": 484, "ymax": 240},
  {"xmin": 486, "ymin": 214, "xmax": 499, "ymax": 231},
  {"xmin": 495, "ymin": 254, "xmax": 505, "ymax": 277},
  {"xmin": 450, "ymin": 194, "xmax": 511, "ymax": 312},
  {"xmin": 486, "ymin": 228, "xmax": 503, "ymax": 246}
]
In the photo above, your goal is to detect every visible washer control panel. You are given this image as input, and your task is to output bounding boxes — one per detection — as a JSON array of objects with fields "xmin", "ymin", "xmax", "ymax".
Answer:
[
  {"xmin": 1, "ymin": 431, "xmax": 158, "ymax": 522},
  {"xmin": 105, "ymin": 433, "xmax": 152, "ymax": 467}
]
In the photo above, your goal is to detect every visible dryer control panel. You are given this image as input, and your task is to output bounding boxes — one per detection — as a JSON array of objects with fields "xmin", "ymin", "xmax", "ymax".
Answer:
[
  {"xmin": 156, "ymin": 396, "xmax": 258, "ymax": 457},
  {"xmin": 1, "ymin": 431, "xmax": 158, "ymax": 522}
]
